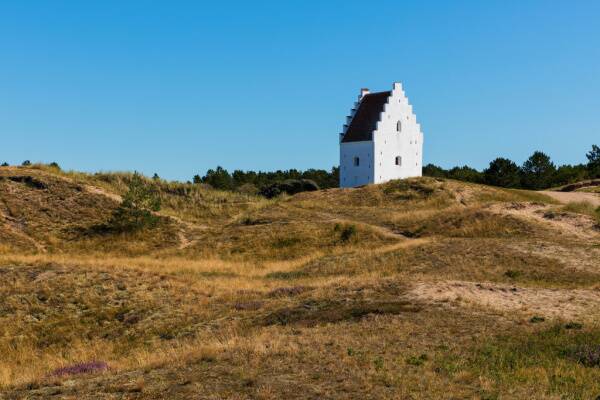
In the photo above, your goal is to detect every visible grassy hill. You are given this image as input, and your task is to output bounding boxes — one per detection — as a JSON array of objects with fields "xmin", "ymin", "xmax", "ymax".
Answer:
[{"xmin": 1, "ymin": 165, "xmax": 600, "ymax": 399}]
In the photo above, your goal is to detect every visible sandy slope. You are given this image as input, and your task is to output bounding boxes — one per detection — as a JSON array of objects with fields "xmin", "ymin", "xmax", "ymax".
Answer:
[{"xmin": 541, "ymin": 190, "xmax": 600, "ymax": 206}]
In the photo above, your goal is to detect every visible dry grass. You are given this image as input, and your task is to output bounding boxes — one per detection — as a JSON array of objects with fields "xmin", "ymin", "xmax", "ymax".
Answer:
[
  {"xmin": 562, "ymin": 201, "xmax": 600, "ymax": 223},
  {"xmin": 1, "ymin": 167, "xmax": 600, "ymax": 398}
]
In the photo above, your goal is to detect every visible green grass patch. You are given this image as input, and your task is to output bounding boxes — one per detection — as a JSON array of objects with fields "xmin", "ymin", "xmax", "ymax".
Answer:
[{"xmin": 438, "ymin": 324, "xmax": 600, "ymax": 398}]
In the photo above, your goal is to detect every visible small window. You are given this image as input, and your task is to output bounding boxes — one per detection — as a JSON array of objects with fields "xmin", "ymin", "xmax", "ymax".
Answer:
[
  {"xmin": 396, "ymin": 121, "xmax": 402, "ymax": 132},
  {"xmin": 353, "ymin": 157, "xmax": 360, "ymax": 166},
  {"xmin": 395, "ymin": 156, "xmax": 402, "ymax": 166}
]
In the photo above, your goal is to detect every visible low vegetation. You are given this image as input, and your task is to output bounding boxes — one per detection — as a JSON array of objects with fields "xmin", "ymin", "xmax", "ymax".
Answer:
[{"xmin": 1, "ymin": 165, "xmax": 599, "ymax": 399}]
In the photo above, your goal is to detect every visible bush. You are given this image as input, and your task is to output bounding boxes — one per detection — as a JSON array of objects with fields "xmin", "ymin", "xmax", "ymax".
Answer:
[
  {"xmin": 21, "ymin": 160, "xmax": 31, "ymax": 166},
  {"xmin": 259, "ymin": 179, "xmax": 319, "ymax": 198},
  {"xmin": 406, "ymin": 354, "xmax": 428, "ymax": 366},
  {"xmin": 335, "ymin": 223, "xmax": 357, "ymax": 242},
  {"xmin": 504, "ymin": 269, "xmax": 521, "ymax": 279},
  {"xmin": 109, "ymin": 172, "xmax": 161, "ymax": 231},
  {"xmin": 49, "ymin": 162, "xmax": 60, "ymax": 170},
  {"xmin": 1, "ymin": 162, "xmax": 8, "ymax": 167}
]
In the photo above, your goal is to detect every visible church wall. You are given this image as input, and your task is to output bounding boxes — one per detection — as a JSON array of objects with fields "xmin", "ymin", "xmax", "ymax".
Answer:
[
  {"xmin": 339, "ymin": 141, "xmax": 374, "ymax": 188},
  {"xmin": 372, "ymin": 83, "xmax": 423, "ymax": 184}
]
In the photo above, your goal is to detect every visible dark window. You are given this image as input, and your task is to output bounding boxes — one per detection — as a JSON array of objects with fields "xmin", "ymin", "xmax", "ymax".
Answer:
[
  {"xmin": 353, "ymin": 157, "xmax": 360, "ymax": 166},
  {"xmin": 395, "ymin": 156, "xmax": 402, "ymax": 166},
  {"xmin": 396, "ymin": 121, "xmax": 402, "ymax": 132}
]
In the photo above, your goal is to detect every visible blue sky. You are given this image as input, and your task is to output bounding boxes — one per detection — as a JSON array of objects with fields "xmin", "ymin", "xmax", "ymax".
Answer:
[{"xmin": 1, "ymin": 1, "xmax": 599, "ymax": 180}]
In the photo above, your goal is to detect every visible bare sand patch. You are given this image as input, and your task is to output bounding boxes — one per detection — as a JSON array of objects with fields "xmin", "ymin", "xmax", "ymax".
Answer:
[
  {"xmin": 410, "ymin": 280, "xmax": 600, "ymax": 321},
  {"xmin": 488, "ymin": 202, "xmax": 599, "ymax": 239},
  {"xmin": 541, "ymin": 191, "xmax": 600, "ymax": 207}
]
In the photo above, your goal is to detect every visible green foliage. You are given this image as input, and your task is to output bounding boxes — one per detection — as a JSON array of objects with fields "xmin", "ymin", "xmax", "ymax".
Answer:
[
  {"xmin": 21, "ymin": 160, "xmax": 31, "ymax": 166},
  {"xmin": 521, "ymin": 151, "xmax": 556, "ymax": 190},
  {"xmin": 202, "ymin": 166, "xmax": 233, "ymax": 190},
  {"xmin": 422, "ymin": 163, "xmax": 447, "ymax": 178},
  {"xmin": 529, "ymin": 316, "xmax": 545, "ymax": 323},
  {"xmin": 109, "ymin": 172, "xmax": 161, "ymax": 231},
  {"xmin": 260, "ymin": 179, "xmax": 319, "ymax": 198},
  {"xmin": 552, "ymin": 164, "xmax": 588, "ymax": 187},
  {"xmin": 1, "ymin": 162, "xmax": 8, "ymax": 167},
  {"xmin": 587, "ymin": 144, "xmax": 600, "ymax": 178},
  {"xmin": 195, "ymin": 166, "xmax": 337, "ymax": 195},
  {"xmin": 447, "ymin": 165, "xmax": 484, "ymax": 183},
  {"xmin": 425, "ymin": 147, "xmax": 596, "ymax": 190},
  {"xmin": 465, "ymin": 324, "xmax": 600, "ymax": 397},
  {"xmin": 406, "ymin": 354, "xmax": 428, "ymax": 366},
  {"xmin": 565, "ymin": 322, "xmax": 583, "ymax": 330},
  {"xmin": 504, "ymin": 269, "xmax": 521, "ymax": 279},
  {"xmin": 49, "ymin": 162, "xmax": 60, "ymax": 170},
  {"xmin": 484, "ymin": 158, "xmax": 521, "ymax": 188}
]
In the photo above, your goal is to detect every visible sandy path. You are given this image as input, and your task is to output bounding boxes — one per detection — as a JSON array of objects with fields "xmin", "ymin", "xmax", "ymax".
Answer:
[
  {"xmin": 410, "ymin": 280, "xmax": 600, "ymax": 321},
  {"xmin": 541, "ymin": 190, "xmax": 600, "ymax": 206}
]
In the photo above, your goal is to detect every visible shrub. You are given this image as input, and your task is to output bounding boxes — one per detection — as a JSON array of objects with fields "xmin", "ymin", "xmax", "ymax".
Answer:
[
  {"xmin": 530, "ymin": 316, "xmax": 545, "ymax": 323},
  {"xmin": 565, "ymin": 322, "xmax": 583, "ymax": 330},
  {"xmin": 259, "ymin": 179, "xmax": 319, "ymax": 198},
  {"xmin": 21, "ymin": 160, "xmax": 31, "ymax": 166},
  {"xmin": 406, "ymin": 354, "xmax": 428, "ymax": 366},
  {"xmin": 504, "ymin": 269, "xmax": 521, "ymax": 279},
  {"xmin": 49, "ymin": 162, "xmax": 60, "ymax": 170},
  {"xmin": 109, "ymin": 172, "xmax": 161, "ymax": 231},
  {"xmin": 335, "ymin": 223, "xmax": 357, "ymax": 242},
  {"xmin": 1, "ymin": 162, "xmax": 8, "ymax": 167}
]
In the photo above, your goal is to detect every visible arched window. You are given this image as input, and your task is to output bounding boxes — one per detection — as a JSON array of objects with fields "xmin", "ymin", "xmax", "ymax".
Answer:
[
  {"xmin": 395, "ymin": 156, "xmax": 402, "ymax": 166},
  {"xmin": 353, "ymin": 156, "xmax": 360, "ymax": 166},
  {"xmin": 396, "ymin": 121, "xmax": 402, "ymax": 133}
]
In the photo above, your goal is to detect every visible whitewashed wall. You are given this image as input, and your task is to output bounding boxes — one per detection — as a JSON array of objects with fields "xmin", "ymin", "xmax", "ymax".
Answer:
[
  {"xmin": 339, "ymin": 141, "xmax": 373, "ymax": 188},
  {"xmin": 373, "ymin": 83, "xmax": 423, "ymax": 184}
]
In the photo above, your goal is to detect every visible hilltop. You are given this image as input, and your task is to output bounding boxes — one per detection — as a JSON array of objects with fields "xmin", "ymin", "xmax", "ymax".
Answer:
[{"xmin": 1, "ymin": 165, "xmax": 600, "ymax": 399}]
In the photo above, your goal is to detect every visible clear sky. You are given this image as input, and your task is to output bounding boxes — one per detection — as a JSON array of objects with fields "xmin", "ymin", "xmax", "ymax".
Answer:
[{"xmin": 1, "ymin": 1, "xmax": 599, "ymax": 181}]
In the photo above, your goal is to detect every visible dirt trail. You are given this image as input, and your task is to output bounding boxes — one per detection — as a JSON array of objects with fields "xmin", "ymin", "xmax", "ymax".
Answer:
[
  {"xmin": 489, "ymin": 202, "xmax": 599, "ymax": 239},
  {"xmin": 541, "ymin": 190, "xmax": 600, "ymax": 206},
  {"xmin": 83, "ymin": 185, "xmax": 122, "ymax": 203},
  {"xmin": 410, "ymin": 280, "xmax": 600, "ymax": 321},
  {"xmin": 286, "ymin": 205, "xmax": 407, "ymax": 240}
]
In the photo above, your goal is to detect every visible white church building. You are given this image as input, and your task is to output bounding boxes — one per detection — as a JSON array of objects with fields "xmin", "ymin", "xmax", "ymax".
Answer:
[{"xmin": 339, "ymin": 82, "xmax": 423, "ymax": 188}]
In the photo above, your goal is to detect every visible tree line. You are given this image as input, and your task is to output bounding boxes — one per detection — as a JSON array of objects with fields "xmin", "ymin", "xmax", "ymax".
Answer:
[
  {"xmin": 423, "ymin": 145, "xmax": 600, "ymax": 190},
  {"xmin": 193, "ymin": 166, "xmax": 339, "ymax": 197}
]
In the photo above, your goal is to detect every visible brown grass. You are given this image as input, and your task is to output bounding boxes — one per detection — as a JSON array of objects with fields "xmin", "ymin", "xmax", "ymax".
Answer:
[{"xmin": 1, "ymin": 166, "xmax": 600, "ymax": 398}]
